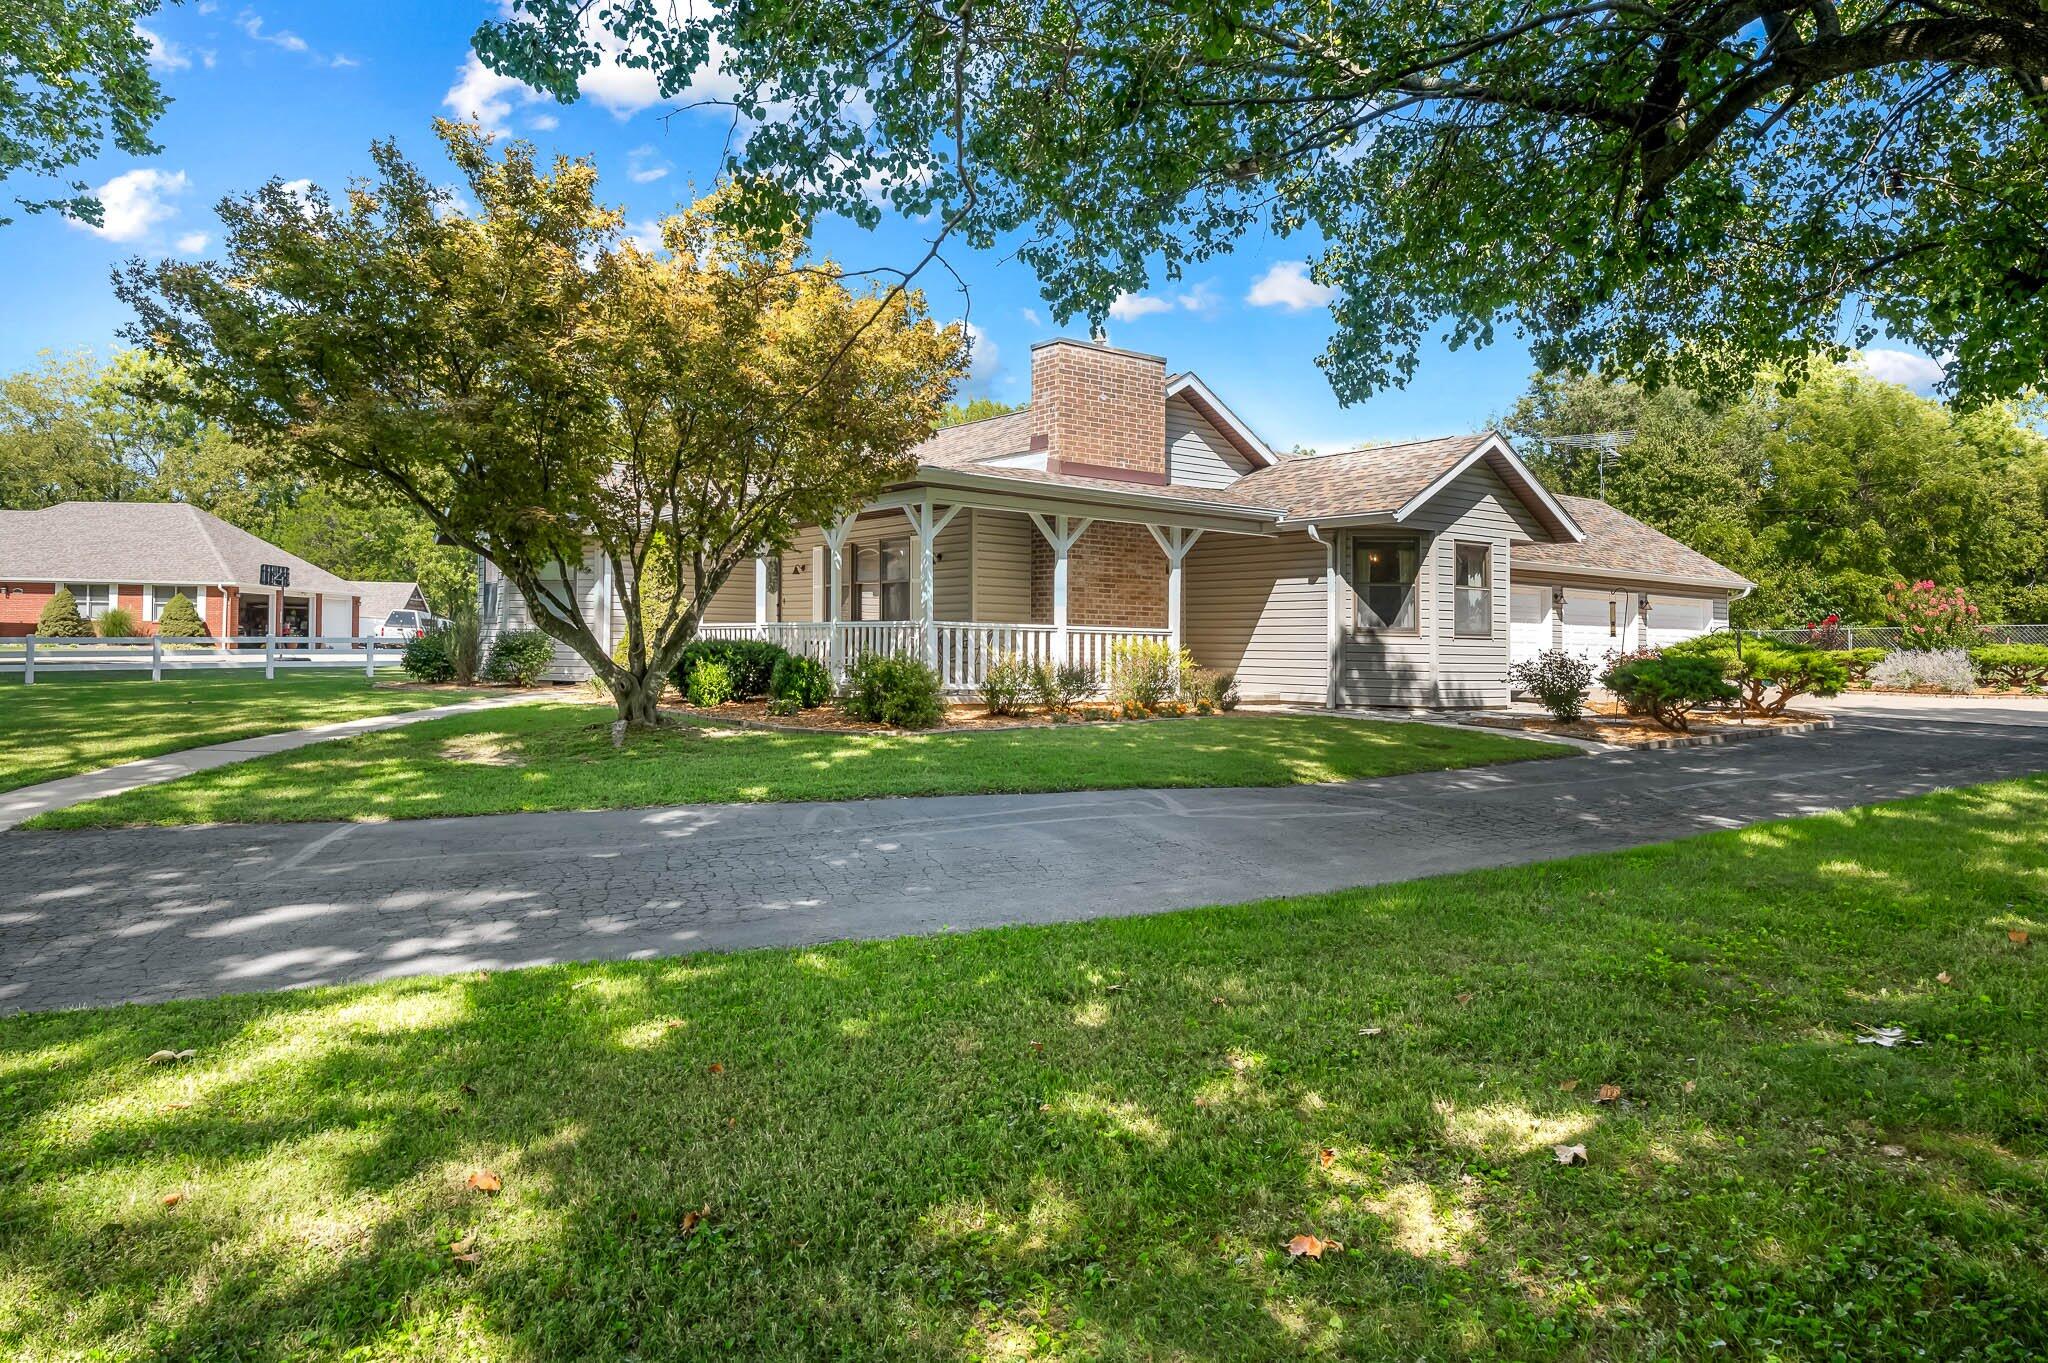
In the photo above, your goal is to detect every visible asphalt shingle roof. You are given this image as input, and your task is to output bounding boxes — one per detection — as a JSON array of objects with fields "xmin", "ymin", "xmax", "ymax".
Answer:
[
  {"xmin": 1217, "ymin": 435, "xmax": 1490, "ymax": 519},
  {"xmin": 1514, "ymin": 495, "xmax": 1752, "ymax": 588},
  {"xmin": 0, "ymin": 502, "xmax": 357, "ymax": 594},
  {"xmin": 910, "ymin": 410, "xmax": 1037, "ymax": 468}
]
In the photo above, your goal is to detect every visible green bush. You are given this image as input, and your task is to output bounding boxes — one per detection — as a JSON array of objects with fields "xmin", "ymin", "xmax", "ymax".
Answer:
[
  {"xmin": 1105, "ymin": 638, "xmax": 1192, "ymax": 712},
  {"xmin": 484, "ymin": 629, "xmax": 555, "ymax": 686},
  {"xmin": 844, "ymin": 654, "xmax": 945, "ymax": 729},
  {"xmin": 96, "ymin": 606, "xmax": 138, "ymax": 639},
  {"xmin": 401, "ymin": 629, "xmax": 457, "ymax": 683},
  {"xmin": 1028, "ymin": 660, "xmax": 1094, "ymax": 713},
  {"xmin": 443, "ymin": 598, "xmax": 484, "ymax": 685},
  {"xmin": 37, "ymin": 588, "xmax": 93, "ymax": 637},
  {"xmin": 674, "ymin": 638, "xmax": 787, "ymax": 699},
  {"xmin": 768, "ymin": 653, "xmax": 833, "ymax": 709},
  {"xmin": 1969, "ymin": 644, "xmax": 2048, "ymax": 688},
  {"xmin": 154, "ymin": 592, "xmax": 208, "ymax": 641},
  {"xmin": 1182, "ymin": 667, "xmax": 1240, "ymax": 714},
  {"xmin": 981, "ymin": 652, "xmax": 1032, "ymax": 715},
  {"xmin": 1665, "ymin": 633, "xmax": 1846, "ymax": 714},
  {"xmin": 1507, "ymin": 648, "xmax": 1596, "ymax": 722},
  {"xmin": 765, "ymin": 697, "xmax": 801, "ymax": 717},
  {"xmin": 686, "ymin": 658, "xmax": 735, "ymax": 706},
  {"xmin": 1601, "ymin": 651, "xmax": 1738, "ymax": 731},
  {"xmin": 1842, "ymin": 646, "xmax": 1888, "ymax": 684}
]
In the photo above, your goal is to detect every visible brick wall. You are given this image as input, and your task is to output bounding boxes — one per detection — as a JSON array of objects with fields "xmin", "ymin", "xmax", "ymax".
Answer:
[
  {"xmin": 1029, "ymin": 340, "xmax": 1167, "ymax": 478},
  {"xmin": 0, "ymin": 582, "xmax": 54, "ymax": 637},
  {"xmin": 1029, "ymin": 521, "xmax": 1168, "ymax": 627}
]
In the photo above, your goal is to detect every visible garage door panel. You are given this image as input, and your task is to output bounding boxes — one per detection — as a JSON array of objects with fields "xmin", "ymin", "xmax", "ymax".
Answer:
[
  {"xmin": 1559, "ymin": 588, "xmax": 1634, "ymax": 665},
  {"xmin": 1509, "ymin": 586, "xmax": 1550, "ymax": 668}
]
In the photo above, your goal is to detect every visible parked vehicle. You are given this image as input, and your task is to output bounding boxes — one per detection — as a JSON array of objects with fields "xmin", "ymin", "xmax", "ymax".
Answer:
[{"xmin": 374, "ymin": 609, "xmax": 433, "ymax": 641}]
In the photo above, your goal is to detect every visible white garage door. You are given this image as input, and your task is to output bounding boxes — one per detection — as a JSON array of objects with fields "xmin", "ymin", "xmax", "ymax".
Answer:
[
  {"xmin": 1643, "ymin": 594, "xmax": 1712, "ymax": 649},
  {"xmin": 1559, "ymin": 588, "xmax": 1635, "ymax": 666},
  {"xmin": 318, "ymin": 594, "xmax": 354, "ymax": 640},
  {"xmin": 1509, "ymin": 585, "xmax": 1551, "ymax": 669}
]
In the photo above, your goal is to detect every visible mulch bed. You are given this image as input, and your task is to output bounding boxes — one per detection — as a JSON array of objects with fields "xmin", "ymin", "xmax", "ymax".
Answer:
[{"xmin": 1471, "ymin": 706, "xmax": 1829, "ymax": 747}]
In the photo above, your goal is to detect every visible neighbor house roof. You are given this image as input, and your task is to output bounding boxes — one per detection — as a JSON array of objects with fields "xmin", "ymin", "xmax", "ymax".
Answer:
[
  {"xmin": 353, "ymin": 580, "xmax": 430, "ymax": 622},
  {"xmin": 0, "ymin": 502, "xmax": 358, "ymax": 595},
  {"xmin": 1512, "ymin": 495, "xmax": 1753, "ymax": 590},
  {"xmin": 912, "ymin": 410, "xmax": 1039, "ymax": 469}
]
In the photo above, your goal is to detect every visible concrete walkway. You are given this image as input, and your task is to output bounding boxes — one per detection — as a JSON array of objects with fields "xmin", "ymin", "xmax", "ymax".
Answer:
[
  {"xmin": 5, "ymin": 705, "xmax": 2047, "ymax": 1014},
  {"xmin": 0, "ymin": 692, "xmax": 545, "ymax": 831}
]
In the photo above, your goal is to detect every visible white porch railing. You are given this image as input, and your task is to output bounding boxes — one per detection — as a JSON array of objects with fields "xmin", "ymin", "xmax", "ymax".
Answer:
[
  {"xmin": 0, "ymin": 634, "xmax": 400, "ymax": 684},
  {"xmin": 699, "ymin": 620, "xmax": 1172, "ymax": 692}
]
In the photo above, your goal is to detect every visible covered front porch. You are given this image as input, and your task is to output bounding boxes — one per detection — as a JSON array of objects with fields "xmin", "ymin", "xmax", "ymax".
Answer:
[{"xmin": 696, "ymin": 475, "xmax": 1279, "ymax": 691}]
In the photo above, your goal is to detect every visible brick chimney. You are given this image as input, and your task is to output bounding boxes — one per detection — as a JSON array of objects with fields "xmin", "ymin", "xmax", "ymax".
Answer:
[{"xmin": 1028, "ymin": 338, "xmax": 1167, "ymax": 483}]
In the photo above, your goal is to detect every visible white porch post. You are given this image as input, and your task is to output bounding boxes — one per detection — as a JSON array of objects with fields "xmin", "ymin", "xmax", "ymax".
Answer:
[
  {"xmin": 1028, "ymin": 513, "xmax": 1091, "ymax": 666},
  {"xmin": 821, "ymin": 518, "xmax": 853, "ymax": 681},
  {"xmin": 753, "ymin": 553, "xmax": 769, "ymax": 639},
  {"xmin": 1144, "ymin": 525, "xmax": 1204, "ymax": 654},
  {"xmin": 1309, "ymin": 524, "xmax": 1339, "ymax": 710},
  {"xmin": 901, "ymin": 496, "xmax": 962, "ymax": 670}
]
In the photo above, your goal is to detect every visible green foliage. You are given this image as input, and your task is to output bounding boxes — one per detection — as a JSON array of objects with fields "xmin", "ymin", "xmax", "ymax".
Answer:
[
  {"xmin": 1182, "ymin": 667, "xmax": 1239, "ymax": 714},
  {"xmin": 674, "ymin": 639, "xmax": 786, "ymax": 700},
  {"xmin": 1667, "ymin": 635, "xmax": 1847, "ymax": 715},
  {"xmin": 1508, "ymin": 648, "xmax": 1596, "ymax": 723},
  {"xmin": 843, "ymin": 654, "xmax": 945, "ymax": 729},
  {"xmin": 1969, "ymin": 644, "xmax": 2048, "ymax": 688},
  {"xmin": 1842, "ymin": 647, "xmax": 1889, "ymax": 684},
  {"xmin": 153, "ymin": 591, "xmax": 206, "ymax": 640},
  {"xmin": 937, "ymin": 397, "xmax": 1020, "ymax": 428},
  {"xmin": 442, "ymin": 597, "xmax": 484, "ymax": 686},
  {"xmin": 36, "ymin": 588, "xmax": 92, "ymax": 637},
  {"xmin": 980, "ymin": 652, "xmax": 1032, "ymax": 715},
  {"xmin": 483, "ymin": 1, "xmax": 2048, "ymax": 404},
  {"xmin": 764, "ymin": 696, "xmax": 801, "ymax": 717},
  {"xmin": 1, "ymin": 0, "xmax": 168, "ymax": 226},
  {"xmin": 1601, "ymin": 652, "xmax": 1737, "ymax": 731},
  {"xmin": 1028, "ymin": 660, "xmax": 1094, "ymax": 714},
  {"xmin": 401, "ymin": 630, "xmax": 457, "ymax": 684},
  {"xmin": 685, "ymin": 658, "xmax": 735, "ymax": 707},
  {"xmin": 1882, "ymin": 580, "xmax": 1984, "ymax": 649},
  {"xmin": 484, "ymin": 629, "xmax": 555, "ymax": 687},
  {"xmin": 1106, "ymin": 638, "xmax": 1193, "ymax": 712},
  {"xmin": 767, "ymin": 653, "xmax": 832, "ymax": 709},
  {"xmin": 93, "ymin": 605, "xmax": 135, "ymax": 639}
]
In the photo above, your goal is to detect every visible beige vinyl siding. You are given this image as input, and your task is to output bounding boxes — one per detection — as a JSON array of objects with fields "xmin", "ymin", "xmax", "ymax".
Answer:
[
  {"xmin": 1165, "ymin": 396, "xmax": 1255, "ymax": 489},
  {"xmin": 770, "ymin": 510, "xmax": 970, "ymax": 622},
  {"xmin": 1184, "ymin": 529, "xmax": 1327, "ymax": 702},
  {"xmin": 933, "ymin": 512, "xmax": 971, "ymax": 619},
  {"xmin": 694, "ymin": 559, "xmax": 758, "ymax": 624},
  {"xmin": 478, "ymin": 543, "xmax": 618, "ymax": 682},
  {"xmin": 1336, "ymin": 464, "xmax": 1542, "ymax": 708},
  {"xmin": 969, "ymin": 509, "xmax": 1038, "ymax": 622}
]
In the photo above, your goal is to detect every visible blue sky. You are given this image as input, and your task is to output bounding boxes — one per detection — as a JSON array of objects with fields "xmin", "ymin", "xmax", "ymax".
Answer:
[{"xmin": 1, "ymin": 2, "xmax": 1950, "ymax": 454}]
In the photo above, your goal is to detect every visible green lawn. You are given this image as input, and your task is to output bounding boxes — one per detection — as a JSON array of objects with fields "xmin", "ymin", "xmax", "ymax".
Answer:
[
  {"xmin": 0, "ymin": 669, "xmax": 488, "ymax": 793},
  {"xmin": 5, "ymin": 781, "xmax": 2046, "ymax": 1361},
  {"xmin": 28, "ymin": 705, "xmax": 1563, "ymax": 828}
]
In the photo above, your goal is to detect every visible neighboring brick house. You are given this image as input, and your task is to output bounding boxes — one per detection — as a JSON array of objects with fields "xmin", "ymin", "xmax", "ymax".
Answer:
[
  {"xmin": 0, "ymin": 502, "xmax": 372, "ymax": 640},
  {"xmin": 481, "ymin": 338, "xmax": 1749, "ymax": 703}
]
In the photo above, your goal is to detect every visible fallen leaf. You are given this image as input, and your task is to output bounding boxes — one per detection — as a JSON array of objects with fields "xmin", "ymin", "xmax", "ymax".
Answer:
[
  {"xmin": 1878, "ymin": 1144, "xmax": 1908, "ymax": 1158},
  {"xmin": 2010, "ymin": 929, "xmax": 2031, "ymax": 946},
  {"xmin": 1319, "ymin": 1147, "xmax": 1336, "ymax": 1168},
  {"xmin": 662, "ymin": 1019, "xmax": 686, "ymax": 1031},
  {"xmin": 161, "ymin": 1101, "xmax": 191, "ymax": 1112},
  {"xmin": 145, "ymin": 1050, "xmax": 182, "ymax": 1065},
  {"xmin": 452, "ymin": 1251, "xmax": 482, "ymax": 1265},
  {"xmin": 1210, "ymin": 996, "xmax": 1227, "ymax": 1006},
  {"xmin": 1557, "ymin": 1079, "xmax": 1580, "ymax": 1094},
  {"xmin": 1553, "ymin": 1144, "xmax": 1588, "ymax": 1166},
  {"xmin": 1935, "ymin": 971, "xmax": 1953, "ymax": 985},
  {"xmin": 1595, "ymin": 1084, "xmax": 1622, "ymax": 1103},
  {"xmin": 1357, "ymin": 1026, "xmax": 1384, "ymax": 1037},
  {"xmin": 161, "ymin": 1191, "xmax": 184, "ymax": 1207},
  {"xmin": 1454, "ymin": 992, "xmax": 1475, "ymax": 1006},
  {"xmin": 680, "ymin": 1203, "xmax": 709, "ymax": 1236},
  {"xmin": 458, "ymin": 1082, "xmax": 477, "ymax": 1096},
  {"xmin": 1038, "ymin": 1102, "xmax": 1052, "ymax": 1113},
  {"xmin": 467, "ymin": 1170, "xmax": 502, "ymax": 1194},
  {"xmin": 1106, "ymin": 983, "xmax": 1125, "ymax": 993},
  {"xmin": 450, "ymin": 1232, "xmax": 476, "ymax": 1255},
  {"xmin": 1285, "ymin": 1233, "xmax": 1340, "ymax": 1260},
  {"xmin": 1029, "ymin": 1041, "xmax": 1044, "ymax": 1053},
  {"xmin": 707, "ymin": 1062, "xmax": 724, "ymax": 1075},
  {"xmin": 1682, "ymin": 1080, "xmax": 1697, "ymax": 1095}
]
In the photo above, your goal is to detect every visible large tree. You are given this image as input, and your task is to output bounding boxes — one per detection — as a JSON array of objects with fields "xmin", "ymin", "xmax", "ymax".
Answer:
[
  {"xmin": 4, "ymin": 0, "xmax": 171, "ymax": 226},
  {"xmin": 478, "ymin": 0, "xmax": 2048, "ymax": 403},
  {"xmin": 118, "ymin": 121, "xmax": 966, "ymax": 722}
]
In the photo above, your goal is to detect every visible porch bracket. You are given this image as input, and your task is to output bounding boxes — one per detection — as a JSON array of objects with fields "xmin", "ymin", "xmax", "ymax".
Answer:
[
  {"xmin": 1144, "ymin": 524, "xmax": 1204, "ymax": 654},
  {"xmin": 821, "ymin": 517, "xmax": 855, "ymax": 681},
  {"xmin": 901, "ymin": 497, "xmax": 963, "ymax": 669},
  {"xmin": 1027, "ymin": 513, "xmax": 1092, "ymax": 666}
]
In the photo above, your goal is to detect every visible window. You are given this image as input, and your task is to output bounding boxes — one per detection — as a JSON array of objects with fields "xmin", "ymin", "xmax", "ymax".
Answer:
[
  {"xmin": 63, "ymin": 584, "xmax": 113, "ymax": 619},
  {"xmin": 1352, "ymin": 540, "xmax": 1418, "ymax": 632},
  {"xmin": 845, "ymin": 538, "xmax": 911, "ymax": 621},
  {"xmin": 1453, "ymin": 544, "xmax": 1493, "ymax": 637},
  {"xmin": 146, "ymin": 585, "xmax": 203, "ymax": 621}
]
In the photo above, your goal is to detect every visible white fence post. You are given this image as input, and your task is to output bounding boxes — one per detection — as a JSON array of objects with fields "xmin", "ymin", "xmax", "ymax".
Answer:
[
  {"xmin": 151, "ymin": 634, "xmax": 162, "ymax": 682},
  {"xmin": 23, "ymin": 635, "xmax": 33, "ymax": 686},
  {"xmin": 265, "ymin": 635, "xmax": 276, "ymax": 680},
  {"xmin": 365, "ymin": 636, "xmax": 376, "ymax": 680}
]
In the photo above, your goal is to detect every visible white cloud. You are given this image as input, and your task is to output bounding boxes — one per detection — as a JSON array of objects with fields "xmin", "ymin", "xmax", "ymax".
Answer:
[
  {"xmin": 331, "ymin": 54, "xmax": 359, "ymax": 70},
  {"xmin": 274, "ymin": 178, "xmax": 320, "ymax": 220},
  {"xmin": 71, "ymin": 168, "xmax": 189, "ymax": 241},
  {"xmin": 1855, "ymin": 348, "xmax": 1945, "ymax": 391},
  {"xmin": 1246, "ymin": 259, "xmax": 1337, "ymax": 311},
  {"xmin": 175, "ymin": 230, "xmax": 210, "ymax": 252},
  {"xmin": 620, "ymin": 218, "xmax": 667, "ymax": 253},
  {"xmin": 528, "ymin": 113, "xmax": 559, "ymax": 131},
  {"xmin": 963, "ymin": 321, "xmax": 999, "ymax": 390},
  {"xmin": 1108, "ymin": 293, "xmax": 1173, "ymax": 321},
  {"xmin": 201, "ymin": 49, "xmax": 218, "ymax": 69},
  {"xmin": 1176, "ymin": 281, "xmax": 1219, "ymax": 315},
  {"xmin": 627, "ymin": 145, "xmax": 670, "ymax": 184},
  {"xmin": 237, "ymin": 11, "xmax": 308, "ymax": 53},
  {"xmin": 443, "ymin": 53, "xmax": 546, "ymax": 132},
  {"xmin": 1020, "ymin": 306, "xmax": 1041, "ymax": 327},
  {"xmin": 139, "ymin": 25, "xmax": 192, "ymax": 72}
]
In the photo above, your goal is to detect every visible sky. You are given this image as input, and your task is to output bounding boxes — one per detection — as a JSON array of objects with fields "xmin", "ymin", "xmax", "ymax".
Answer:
[{"xmin": 0, "ymin": 2, "xmax": 1952, "ymax": 456}]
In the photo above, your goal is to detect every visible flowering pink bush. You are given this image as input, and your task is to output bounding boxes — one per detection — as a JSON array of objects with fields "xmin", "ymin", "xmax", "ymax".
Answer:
[{"xmin": 1881, "ymin": 581, "xmax": 1982, "ymax": 649}]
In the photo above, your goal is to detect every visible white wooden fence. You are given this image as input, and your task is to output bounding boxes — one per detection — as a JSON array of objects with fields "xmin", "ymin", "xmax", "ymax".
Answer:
[
  {"xmin": 696, "ymin": 620, "xmax": 1172, "ymax": 692},
  {"xmin": 0, "ymin": 635, "xmax": 400, "ymax": 684}
]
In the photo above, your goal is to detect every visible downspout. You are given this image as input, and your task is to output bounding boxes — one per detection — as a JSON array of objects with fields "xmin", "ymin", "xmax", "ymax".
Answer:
[{"xmin": 1306, "ymin": 524, "xmax": 1338, "ymax": 710}]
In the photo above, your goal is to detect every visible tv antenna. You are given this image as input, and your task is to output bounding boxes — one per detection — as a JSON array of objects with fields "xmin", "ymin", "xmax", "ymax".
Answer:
[{"xmin": 1539, "ymin": 430, "xmax": 1635, "ymax": 500}]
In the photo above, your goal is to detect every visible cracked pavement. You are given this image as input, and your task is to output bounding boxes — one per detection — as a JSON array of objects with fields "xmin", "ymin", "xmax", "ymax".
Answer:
[{"xmin": 4, "ymin": 702, "xmax": 2046, "ymax": 1014}]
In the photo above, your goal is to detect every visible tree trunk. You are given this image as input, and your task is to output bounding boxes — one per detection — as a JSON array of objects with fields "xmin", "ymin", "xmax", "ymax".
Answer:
[{"xmin": 610, "ymin": 668, "xmax": 666, "ymax": 726}]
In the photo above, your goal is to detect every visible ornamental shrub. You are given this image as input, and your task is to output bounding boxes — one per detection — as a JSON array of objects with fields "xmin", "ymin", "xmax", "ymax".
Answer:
[
  {"xmin": 95, "ymin": 606, "xmax": 138, "ymax": 638},
  {"xmin": 484, "ymin": 629, "xmax": 555, "ymax": 686},
  {"xmin": 37, "ymin": 588, "xmax": 93, "ymax": 637},
  {"xmin": 1969, "ymin": 644, "xmax": 2048, "ymax": 688},
  {"xmin": 1183, "ymin": 667, "xmax": 1240, "ymax": 713},
  {"xmin": 674, "ymin": 638, "xmax": 786, "ymax": 699},
  {"xmin": 1105, "ymin": 638, "xmax": 1193, "ymax": 711},
  {"xmin": 1841, "ymin": 647, "xmax": 1888, "ymax": 684},
  {"xmin": 1601, "ymin": 652, "xmax": 1737, "ymax": 731},
  {"xmin": 1672, "ymin": 635, "xmax": 1845, "ymax": 714},
  {"xmin": 1881, "ymin": 580, "xmax": 1982, "ymax": 650},
  {"xmin": 981, "ymin": 652, "xmax": 1032, "ymax": 715},
  {"xmin": 443, "ymin": 597, "xmax": 484, "ymax": 685},
  {"xmin": 401, "ymin": 628, "xmax": 457, "ymax": 683},
  {"xmin": 686, "ymin": 658, "xmax": 735, "ymax": 706},
  {"xmin": 1028, "ymin": 660, "xmax": 1094, "ymax": 713},
  {"xmin": 843, "ymin": 654, "xmax": 945, "ymax": 728},
  {"xmin": 1868, "ymin": 648, "xmax": 1975, "ymax": 693},
  {"xmin": 1508, "ymin": 648, "xmax": 1596, "ymax": 722},
  {"xmin": 154, "ymin": 592, "xmax": 208, "ymax": 641},
  {"xmin": 768, "ymin": 653, "xmax": 832, "ymax": 708}
]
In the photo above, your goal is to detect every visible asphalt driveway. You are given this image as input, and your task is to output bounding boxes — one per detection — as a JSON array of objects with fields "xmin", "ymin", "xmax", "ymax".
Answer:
[{"xmin": 5, "ymin": 704, "xmax": 2047, "ymax": 1014}]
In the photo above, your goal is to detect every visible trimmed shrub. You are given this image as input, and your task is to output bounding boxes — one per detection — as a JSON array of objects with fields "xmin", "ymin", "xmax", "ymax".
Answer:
[
  {"xmin": 765, "ymin": 697, "xmax": 801, "ymax": 717},
  {"xmin": 1969, "ymin": 644, "xmax": 2048, "ymax": 688},
  {"xmin": 843, "ymin": 654, "xmax": 945, "ymax": 729},
  {"xmin": 155, "ymin": 592, "xmax": 208, "ymax": 641},
  {"xmin": 96, "ymin": 606, "xmax": 138, "ymax": 639},
  {"xmin": 1105, "ymin": 638, "xmax": 1193, "ymax": 712},
  {"xmin": 484, "ymin": 629, "xmax": 555, "ymax": 686},
  {"xmin": 1869, "ymin": 648, "xmax": 1975, "ymax": 693},
  {"xmin": 1674, "ymin": 635, "xmax": 1845, "ymax": 714},
  {"xmin": 768, "ymin": 653, "xmax": 832, "ymax": 709},
  {"xmin": 1841, "ymin": 647, "xmax": 1888, "ymax": 684},
  {"xmin": 1028, "ymin": 660, "xmax": 1093, "ymax": 713},
  {"xmin": 686, "ymin": 658, "xmax": 735, "ymax": 706},
  {"xmin": 443, "ymin": 598, "xmax": 484, "ymax": 685},
  {"xmin": 1601, "ymin": 652, "xmax": 1737, "ymax": 731},
  {"xmin": 37, "ymin": 588, "xmax": 93, "ymax": 637},
  {"xmin": 981, "ymin": 652, "xmax": 1032, "ymax": 716},
  {"xmin": 674, "ymin": 638, "xmax": 786, "ymax": 699},
  {"xmin": 1182, "ymin": 667, "xmax": 1239, "ymax": 714},
  {"xmin": 1508, "ymin": 648, "xmax": 1596, "ymax": 722},
  {"xmin": 401, "ymin": 628, "xmax": 456, "ymax": 683}
]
